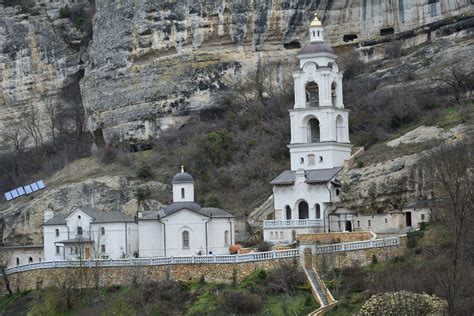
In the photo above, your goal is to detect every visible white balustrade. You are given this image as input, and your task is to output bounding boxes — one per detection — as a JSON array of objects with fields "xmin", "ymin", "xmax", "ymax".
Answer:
[
  {"xmin": 3, "ymin": 238, "xmax": 398, "ymax": 275},
  {"xmin": 263, "ymin": 219, "xmax": 323, "ymax": 228}
]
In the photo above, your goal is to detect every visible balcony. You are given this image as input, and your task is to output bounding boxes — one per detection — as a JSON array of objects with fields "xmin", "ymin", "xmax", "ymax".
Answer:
[{"xmin": 263, "ymin": 219, "xmax": 323, "ymax": 229}]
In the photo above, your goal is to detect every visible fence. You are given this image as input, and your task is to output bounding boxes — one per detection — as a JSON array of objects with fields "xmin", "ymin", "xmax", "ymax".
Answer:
[
  {"xmin": 5, "ymin": 249, "xmax": 300, "ymax": 275},
  {"xmin": 5, "ymin": 237, "xmax": 401, "ymax": 275},
  {"xmin": 308, "ymin": 237, "xmax": 400, "ymax": 254},
  {"xmin": 263, "ymin": 219, "xmax": 323, "ymax": 228}
]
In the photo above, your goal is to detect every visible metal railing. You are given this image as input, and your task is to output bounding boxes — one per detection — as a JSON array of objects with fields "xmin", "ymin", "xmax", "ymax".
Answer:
[
  {"xmin": 263, "ymin": 219, "xmax": 323, "ymax": 228},
  {"xmin": 4, "ymin": 249, "xmax": 300, "ymax": 275}
]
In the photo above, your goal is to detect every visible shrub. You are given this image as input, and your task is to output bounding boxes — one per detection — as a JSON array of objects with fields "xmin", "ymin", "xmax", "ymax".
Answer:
[
  {"xmin": 256, "ymin": 241, "xmax": 271, "ymax": 252},
  {"xmin": 356, "ymin": 160, "xmax": 365, "ymax": 168},
  {"xmin": 266, "ymin": 263, "xmax": 306, "ymax": 295},
  {"xmin": 357, "ymin": 291, "xmax": 447, "ymax": 315},
  {"xmin": 136, "ymin": 163, "xmax": 154, "ymax": 180},
  {"xmin": 372, "ymin": 254, "xmax": 378, "ymax": 264},
  {"xmin": 216, "ymin": 290, "xmax": 262, "ymax": 314},
  {"xmin": 59, "ymin": 6, "xmax": 71, "ymax": 18},
  {"xmin": 96, "ymin": 147, "xmax": 118, "ymax": 164}
]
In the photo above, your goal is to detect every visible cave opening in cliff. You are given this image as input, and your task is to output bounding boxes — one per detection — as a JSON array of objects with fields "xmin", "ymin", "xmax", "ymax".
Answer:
[
  {"xmin": 380, "ymin": 27, "xmax": 395, "ymax": 36},
  {"xmin": 343, "ymin": 34, "xmax": 358, "ymax": 42},
  {"xmin": 284, "ymin": 41, "xmax": 301, "ymax": 50}
]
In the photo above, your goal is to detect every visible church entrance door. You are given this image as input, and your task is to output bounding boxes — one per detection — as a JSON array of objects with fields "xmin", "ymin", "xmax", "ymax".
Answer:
[
  {"xmin": 345, "ymin": 221, "xmax": 352, "ymax": 232},
  {"xmin": 405, "ymin": 212, "xmax": 412, "ymax": 227},
  {"xmin": 298, "ymin": 201, "xmax": 309, "ymax": 219}
]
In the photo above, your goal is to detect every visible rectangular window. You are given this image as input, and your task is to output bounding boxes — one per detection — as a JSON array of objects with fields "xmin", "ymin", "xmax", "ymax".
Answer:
[
  {"xmin": 308, "ymin": 154, "xmax": 315, "ymax": 165},
  {"xmin": 421, "ymin": 214, "xmax": 425, "ymax": 221},
  {"xmin": 56, "ymin": 246, "xmax": 60, "ymax": 254},
  {"xmin": 101, "ymin": 245, "xmax": 106, "ymax": 253}
]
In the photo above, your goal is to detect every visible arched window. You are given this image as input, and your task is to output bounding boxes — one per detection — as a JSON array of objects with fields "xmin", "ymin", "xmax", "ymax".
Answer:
[
  {"xmin": 77, "ymin": 226, "xmax": 83, "ymax": 237},
  {"xmin": 270, "ymin": 232, "xmax": 274, "ymax": 239},
  {"xmin": 300, "ymin": 157, "xmax": 304, "ymax": 164},
  {"xmin": 181, "ymin": 188, "xmax": 185, "ymax": 199},
  {"xmin": 224, "ymin": 230, "xmax": 229, "ymax": 245},
  {"xmin": 28, "ymin": 257, "xmax": 33, "ymax": 263},
  {"xmin": 280, "ymin": 231, "xmax": 284, "ymax": 239},
  {"xmin": 101, "ymin": 227, "xmax": 105, "ymax": 235},
  {"xmin": 316, "ymin": 204, "xmax": 321, "ymax": 219},
  {"xmin": 298, "ymin": 201, "xmax": 309, "ymax": 219},
  {"xmin": 308, "ymin": 118, "xmax": 320, "ymax": 143},
  {"xmin": 285, "ymin": 206, "xmax": 291, "ymax": 220},
  {"xmin": 331, "ymin": 82, "xmax": 337, "ymax": 106},
  {"xmin": 336, "ymin": 115, "xmax": 344, "ymax": 142},
  {"xmin": 305, "ymin": 81, "xmax": 319, "ymax": 107},
  {"xmin": 182, "ymin": 231, "xmax": 190, "ymax": 249},
  {"xmin": 368, "ymin": 220, "xmax": 371, "ymax": 227},
  {"xmin": 16, "ymin": 257, "xmax": 20, "ymax": 266},
  {"xmin": 55, "ymin": 229, "xmax": 59, "ymax": 237},
  {"xmin": 319, "ymin": 156, "xmax": 324, "ymax": 163},
  {"xmin": 357, "ymin": 220, "xmax": 360, "ymax": 228}
]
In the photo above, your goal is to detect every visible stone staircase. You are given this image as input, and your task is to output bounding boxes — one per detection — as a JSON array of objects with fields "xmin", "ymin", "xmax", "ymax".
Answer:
[{"xmin": 304, "ymin": 264, "xmax": 337, "ymax": 315}]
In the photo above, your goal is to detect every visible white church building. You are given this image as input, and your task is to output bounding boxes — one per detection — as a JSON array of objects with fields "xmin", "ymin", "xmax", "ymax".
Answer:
[
  {"xmin": 263, "ymin": 15, "xmax": 431, "ymax": 244},
  {"xmin": 43, "ymin": 169, "xmax": 235, "ymax": 261},
  {"xmin": 263, "ymin": 15, "xmax": 351, "ymax": 244}
]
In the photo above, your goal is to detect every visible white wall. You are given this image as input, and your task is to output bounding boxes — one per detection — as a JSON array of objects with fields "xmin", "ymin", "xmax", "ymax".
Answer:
[
  {"xmin": 273, "ymin": 180, "xmax": 332, "ymax": 221},
  {"xmin": 264, "ymin": 227, "xmax": 324, "ymax": 244},
  {"xmin": 90, "ymin": 222, "xmax": 138, "ymax": 259},
  {"xmin": 44, "ymin": 224, "xmax": 69, "ymax": 261},
  {"xmin": 172, "ymin": 183, "xmax": 194, "ymax": 202},
  {"xmin": 5, "ymin": 247, "xmax": 44, "ymax": 267},
  {"xmin": 138, "ymin": 220, "xmax": 164, "ymax": 257},
  {"xmin": 289, "ymin": 142, "xmax": 352, "ymax": 170},
  {"xmin": 163, "ymin": 210, "xmax": 208, "ymax": 256},
  {"xmin": 207, "ymin": 218, "xmax": 234, "ymax": 255},
  {"xmin": 330, "ymin": 208, "xmax": 432, "ymax": 234}
]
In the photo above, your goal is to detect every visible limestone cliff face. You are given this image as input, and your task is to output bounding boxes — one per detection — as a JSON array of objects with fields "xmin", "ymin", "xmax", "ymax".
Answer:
[
  {"xmin": 0, "ymin": 1, "xmax": 89, "ymax": 150},
  {"xmin": 1, "ymin": 0, "xmax": 471, "ymax": 147},
  {"xmin": 83, "ymin": 0, "xmax": 472, "ymax": 143}
]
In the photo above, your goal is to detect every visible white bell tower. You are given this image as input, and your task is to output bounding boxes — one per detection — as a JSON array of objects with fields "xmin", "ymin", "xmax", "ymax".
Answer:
[{"xmin": 288, "ymin": 14, "xmax": 351, "ymax": 171}]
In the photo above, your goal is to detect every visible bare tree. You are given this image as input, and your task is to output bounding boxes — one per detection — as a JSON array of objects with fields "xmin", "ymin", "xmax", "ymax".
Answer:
[
  {"xmin": 431, "ymin": 63, "xmax": 474, "ymax": 104},
  {"xmin": 0, "ymin": 249, "xmax": 12, "ymax": 295},
  {"xmin": 42, "ymin": 95, "xmax": 63, "ymax": 145},
  {"xmin": 424, "ymin": 135, "xmax": 473, "ymax": 314},
  {"xmin": 19, "ymin": 103, "xmax": 44, "ymax": 149}
]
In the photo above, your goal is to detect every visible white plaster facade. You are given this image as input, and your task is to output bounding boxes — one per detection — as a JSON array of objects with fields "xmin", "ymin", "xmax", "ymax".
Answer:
[
  {"xmin": 138, "ymin": 169, "xmax": 235, "ymax": 257},
  {"xmin": 41, "ymin": 170, "xmax": 235, "ymax": 262},
  {"xmin": 43, "ymin": 207, "xmax": 138, "ymax": 261},
  {"xmin": 0, "ymin": 245, "xmax": 44, "ymax": 267},
  {"xmin": 264, "ymin": 15, "xmax": 350, "ymax": 244}
]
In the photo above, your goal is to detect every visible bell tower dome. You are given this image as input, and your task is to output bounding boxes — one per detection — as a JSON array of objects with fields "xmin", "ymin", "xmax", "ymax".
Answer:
[{"xmin": 287, "ymin": 14, "xmax": 352, "ymax": 171}]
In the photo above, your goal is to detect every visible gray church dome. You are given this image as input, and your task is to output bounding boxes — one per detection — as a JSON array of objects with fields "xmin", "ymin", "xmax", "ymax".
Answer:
[{"xmin": 172, "ymin": 171, "xmax": 195, "ymax": 184}]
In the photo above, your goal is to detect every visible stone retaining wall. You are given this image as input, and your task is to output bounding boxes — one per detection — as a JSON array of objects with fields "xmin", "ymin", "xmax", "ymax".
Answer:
[
  {"xmin": 312, "ymin": 236, "xmax": 407, "ymax": 270},
  {"xmin": 297, "ymin": 231, "xmax": 374, "ymax": 245},
  {"xmin": 0, "ymin": 258, "xmax": 296, "ymax": 295}
]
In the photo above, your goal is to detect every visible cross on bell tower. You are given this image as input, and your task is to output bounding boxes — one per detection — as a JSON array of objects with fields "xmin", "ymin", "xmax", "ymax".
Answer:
[{"xmin": 287, "ymin": 14, "xmax": 352, "ymax": 171}]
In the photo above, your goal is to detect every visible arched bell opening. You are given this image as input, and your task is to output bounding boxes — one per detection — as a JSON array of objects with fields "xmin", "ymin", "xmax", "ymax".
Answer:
[
  {"xmin": 305, "ymin": 81, "xmax": 319, "ymax": 107},
  {"xmin": 307, "ymin": 118, "xmax": 320, "ymax": 143}
]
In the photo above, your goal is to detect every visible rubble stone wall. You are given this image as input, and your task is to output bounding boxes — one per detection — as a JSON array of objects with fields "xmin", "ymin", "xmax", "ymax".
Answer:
[{"xmin": 297, "ymin": 231, "xmax": 374, "ymax": 244}]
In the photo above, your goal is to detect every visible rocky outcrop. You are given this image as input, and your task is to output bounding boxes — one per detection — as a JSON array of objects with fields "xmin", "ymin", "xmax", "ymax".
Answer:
[
  {"xmin": 0, "ymin": 1, "xmax": 90, "ymax": 150},
  {"xmin": 1, "ymin": 0, "xmax": 472, "ymax": 148},
  {"xmin": 0, "ymin": 176, "xmax": 166, "ymax": 245}
]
